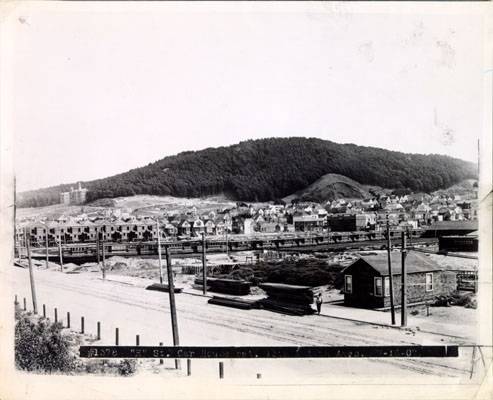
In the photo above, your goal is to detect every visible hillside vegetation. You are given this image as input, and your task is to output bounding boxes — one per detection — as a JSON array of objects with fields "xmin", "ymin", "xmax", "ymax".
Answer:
[
  {"xmin": 18, "ymin": 137, "xmax": 476, "ymax": 208},
  {"xmin": 283, "ymin": 173, "xmax": 375, "ymax": 203}
]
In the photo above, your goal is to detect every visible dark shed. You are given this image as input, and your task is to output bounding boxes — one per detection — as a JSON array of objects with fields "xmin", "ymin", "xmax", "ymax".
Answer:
[{"xmin": 439, "ymin": 233, "xmax": 478, "ymax": 252}]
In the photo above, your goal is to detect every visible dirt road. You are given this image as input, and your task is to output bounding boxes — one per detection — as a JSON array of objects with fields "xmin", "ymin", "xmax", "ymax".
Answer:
[{"xmin": 8, "ymin": 266, "xmax": 480, "ymax": 381}]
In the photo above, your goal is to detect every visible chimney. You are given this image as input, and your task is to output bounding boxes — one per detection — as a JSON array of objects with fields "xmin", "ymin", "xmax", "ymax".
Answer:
[{"xmin": 78, "ymin": 182, "xmax": 82, "ymax": 190}]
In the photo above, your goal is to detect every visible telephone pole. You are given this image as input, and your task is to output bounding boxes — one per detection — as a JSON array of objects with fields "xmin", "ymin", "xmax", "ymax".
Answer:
[
  {"xmin": 386, "ymin": 218, "xmax": 396, "ymax": 325},
  {"xmin": 165, "ymin": 246, "xmax": 180, "ymax": 369},
  {"xmin": 101, "ymin": 236, "xmax": 106, "ymax": 280},
  {"xmin": 225, "ymin": 228, "xmax": 229, "ymax": 257},
  {"xmin": 58, "ymin": 241, "xmax": 64, "ymax": 272},
  {"xmin": 401, "ymin": 231, "xmax": 407, "ymax": 327},
  {"xmin": 156, "ymin": 220, "xmax": 164, "ymax": 284},
  {"xmin": 45, "ymin": 225, "xmax": 49, "ymax": 269},
  {"xmin": 96, "ymin": 228, "xmax": 100, "ymax": 266},
  {"xmin": 201, "ymin": 232, "xmax": 207, "ymax": 295},
  {"xmin": 24, "ymin": 228, "xmax": 38, "ymax": 314}
]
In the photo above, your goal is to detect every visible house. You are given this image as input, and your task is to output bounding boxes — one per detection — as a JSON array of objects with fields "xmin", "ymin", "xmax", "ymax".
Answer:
[
  {"xmin": 327, "ymin": 214, "xmax": 371, "ymax": 232},
  {"xmin": 256, "ymin": 222, "xmax": 281, "ymax": 233},
  {"xmin": 178, "ymin": 220, "xmax": 191, "ymax": 236},
  {"xmin": 204, "ymin": 220, "xmax": 216, "ymax": 235},
  {"xmin": 413, "ymin": 203, "xmax": 431, "ymax": 221},
  {"xmin": 191, "ymin": 219, "xmax": 205, "ymax": 236},
  {"xmin": 214, "ymin": 220, "xmax": 227, "ymax": 236},
  {"xmin": 243, "ymin": 218, "xmax": 255, "ymax": 235},
  {"xmin": 341, "ymin": 252, "xmax": 456, "ymax": 309},
  {"xmin": 164, "ymin": 223, "xmax": 178, "ymax": 237},
  {"xmin": 293, "ymin": 214, "xmax": 324, "ymax": 232}
]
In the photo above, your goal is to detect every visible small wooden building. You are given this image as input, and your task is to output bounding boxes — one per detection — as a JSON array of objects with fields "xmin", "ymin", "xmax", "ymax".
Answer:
[{"xmin": 341, "ymin": 252, "xmax": 456, "ymax": 309}]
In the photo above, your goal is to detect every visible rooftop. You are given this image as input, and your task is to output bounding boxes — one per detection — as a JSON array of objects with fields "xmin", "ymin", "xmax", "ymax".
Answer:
[
  {"xmin": 426, "ymin": 221, "xmax": 478, "ymax": 231},
  {"xmin": 350, "ymin": 251, "xmax": 444, "ymax": 275}
]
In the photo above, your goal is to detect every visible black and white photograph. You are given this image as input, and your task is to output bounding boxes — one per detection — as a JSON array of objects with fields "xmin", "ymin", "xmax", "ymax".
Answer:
[{"xmin": 0, "ymin": 2, "xmax": 492, "ymax": 399}]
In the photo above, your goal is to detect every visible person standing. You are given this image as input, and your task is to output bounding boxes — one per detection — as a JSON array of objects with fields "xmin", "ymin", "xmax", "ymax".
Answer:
[{"xmin": 315, "ymin": 293, "xmax": 323, "ymax": 315}]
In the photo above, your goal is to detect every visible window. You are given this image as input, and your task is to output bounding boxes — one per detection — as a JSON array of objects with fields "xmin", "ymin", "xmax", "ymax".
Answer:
[
  {"xmin": 374, "ymin": 277, "xmax": 383, "ymax": 296},
  {"xmin": 384, "ymin": 277, "xmax": 390, "ymax": 297},
  {"xmin": 344, "ymin": 275, "xmax": 352, "ymax": 293},
  {"xmin": 426, "ymin": 273, "xmax": 433, "ymax": 291}
]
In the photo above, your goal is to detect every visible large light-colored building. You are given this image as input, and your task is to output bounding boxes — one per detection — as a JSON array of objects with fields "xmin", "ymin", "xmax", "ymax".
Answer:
[
  {"xmin": 59, "ymin": 192, "xmax": 70, "ymax": 205},
  {"xmin": 59, "ymin": 182, "xmax": 87, "ymax": 205}
]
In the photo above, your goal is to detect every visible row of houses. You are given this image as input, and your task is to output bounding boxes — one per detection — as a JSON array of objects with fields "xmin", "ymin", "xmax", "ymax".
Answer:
[
  {"xmin": 16, "ymin": 217, "xmax": 234, "ymax": 246},
  {"xmin": 15, "ymin": 210, "xmax": 393, "ymax": 246},
  {"xmin": 16, "ymin": 186, "xmax": 478, "ymax": 246}
]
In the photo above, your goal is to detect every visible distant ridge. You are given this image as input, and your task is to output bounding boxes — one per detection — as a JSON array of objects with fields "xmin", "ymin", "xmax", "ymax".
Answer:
[{"xmin": 17, "ymin": 137, "xmax": 477, "ymax": 208}]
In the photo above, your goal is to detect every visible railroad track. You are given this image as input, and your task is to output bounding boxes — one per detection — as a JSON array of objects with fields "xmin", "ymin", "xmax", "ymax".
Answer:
[{"xmin": 25, "ymin": 236, "xmax": 438, "ymax": 263}]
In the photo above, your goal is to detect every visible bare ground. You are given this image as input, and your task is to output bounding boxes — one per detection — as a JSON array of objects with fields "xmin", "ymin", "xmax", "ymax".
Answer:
[{"xmin": 7, "ymin": 264, "xmax": 487, "ymax": 381}]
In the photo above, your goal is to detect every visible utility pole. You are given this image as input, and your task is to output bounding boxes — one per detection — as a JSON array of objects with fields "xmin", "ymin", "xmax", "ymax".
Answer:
[
  {"xmin": 45, "ymin": 226, "xmax": 49, "ymax": 269},
  {"xmin": 96, "ymin": 228, "xmax": 100, "ymax": 266},
  {"xmin": 58, "ymin": 241, "xmax": 64, "ymax": 272},
  {"xmin": 201, "ymin": 232, "xmax": 207, "ymax": 295},
  {"xmin": 225, "ymin": 228, "xmax": 229, "ymax": 257},
  {"xmin": 386, "ymin": 218, "xmax": 396, "ymax": 325},
  {"xmin": 101, "ymin": 236, "xmax": 106, "ymax": 280},
  {"xmin": 165, "ymin": 245, "xmax": 180, "ymax": 369},
  {"xmin": 24, "ymin": 228, "xmax": 38, "ymax": 314},
  {"xmin": 401, "ymin": 231, "xmax": 407, "ymax": 327},
  {"xmin": 156, "ymin": 220, "xmax": 164, "ymax": 285}
]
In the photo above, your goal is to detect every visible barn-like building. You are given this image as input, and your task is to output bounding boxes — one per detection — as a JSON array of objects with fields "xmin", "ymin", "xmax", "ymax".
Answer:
[{"xmin": 341, "ymin": 252, "xmax": 456, "ymax": 309}]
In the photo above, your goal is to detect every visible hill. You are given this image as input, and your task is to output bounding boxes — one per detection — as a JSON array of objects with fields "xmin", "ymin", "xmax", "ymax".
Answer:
[
  {"xmin": 283, "ymin": 173, "xmax": 374, "ymax": 203},
  {"xmin": 17, "ymin": 137, "xmax": 477, "ymax": 208},
  {"xmin": 16, "ymin": 195, "xmax": 237, "ymax": 221},
  {"xmin": 432, "ymin": 179, "xmax": 478, "ymax": 197}
]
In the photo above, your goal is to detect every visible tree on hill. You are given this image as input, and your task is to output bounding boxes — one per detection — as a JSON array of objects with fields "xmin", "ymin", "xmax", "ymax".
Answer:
[{"xmin": 17, "ymin": 137, "xmax": 477, "ymax": 208}]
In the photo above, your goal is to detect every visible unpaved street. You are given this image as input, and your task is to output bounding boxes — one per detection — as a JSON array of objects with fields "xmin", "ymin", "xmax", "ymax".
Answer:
[{"xmin": 8, "ymin": 266, "xmax": 481, "ymax": 381}]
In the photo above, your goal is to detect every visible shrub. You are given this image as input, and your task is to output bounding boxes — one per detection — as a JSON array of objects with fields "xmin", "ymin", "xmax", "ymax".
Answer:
[
  {"xmin": 449, "ymin": 291, "xmax": 477, "ymax": 309},
  {"xmin": 431, "ymin": 291, "xmax": 477, "ymax": 309},
  {"xmin": 118, "ymin": 359, "xmax": 137, "ymax": 376},
  {"xmin": 241, "ymin": 259, "xmax": 345, "ymax": 288},
  {"xmin": 82, "ymin": 359, "xmax": 136, "ymax": 376},
  {"xmin": 15, "ymin": 313, "xmax": 76, "ymax": 373}
]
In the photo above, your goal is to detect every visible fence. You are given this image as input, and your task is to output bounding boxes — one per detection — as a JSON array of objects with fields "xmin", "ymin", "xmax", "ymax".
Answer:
[
  {"xmin": 180, "ymin": 264, "xmax": 242, "ymax": 276},
  {"xmin": 13, "ymin": 294, "xmax": 242, "ymax": 379},
  {"xmin": 457, "ymin": 271, "xmax": 478, "ymax": 292}
]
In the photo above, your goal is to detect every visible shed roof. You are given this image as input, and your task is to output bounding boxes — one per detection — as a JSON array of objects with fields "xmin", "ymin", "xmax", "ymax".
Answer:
[{"xmin": 349, "ymin": 251, "xmax": 444, "ymax": 275}]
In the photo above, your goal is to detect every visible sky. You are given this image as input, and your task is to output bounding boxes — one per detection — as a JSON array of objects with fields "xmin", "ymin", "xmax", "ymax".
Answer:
[{"xmin": 7, "ymin": 3, "xmax": 487, "ymax": 192}]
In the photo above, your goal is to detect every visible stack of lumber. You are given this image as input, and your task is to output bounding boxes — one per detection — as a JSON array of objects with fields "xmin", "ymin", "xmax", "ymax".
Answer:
[
  {"xmin": 208, "ymin": 296, "xmax": 258, "ymax": 310},
  {"xmin": 258, "ymin": 283, "xmax": 315, "ymax": 316},
  {"xmin": 194, "ymin": 277, "xmax": 251, "ymax": 295},
  {"xmin": 145, "ymin": 283, "xmax": 183, "ymax": 293}
]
